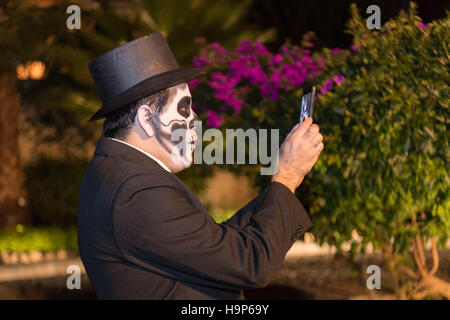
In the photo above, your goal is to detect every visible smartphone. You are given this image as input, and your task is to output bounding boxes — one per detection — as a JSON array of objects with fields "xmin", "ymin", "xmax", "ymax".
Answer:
[{"xmin": 299, "ymin": 86, "xmax": 316, "ymax": 124}]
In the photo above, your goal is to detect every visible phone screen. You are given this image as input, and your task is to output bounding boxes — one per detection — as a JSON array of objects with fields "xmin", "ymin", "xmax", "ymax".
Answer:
[{"xmin": 299, "ymin": 86, "xmax": 316, "ymax": 124}]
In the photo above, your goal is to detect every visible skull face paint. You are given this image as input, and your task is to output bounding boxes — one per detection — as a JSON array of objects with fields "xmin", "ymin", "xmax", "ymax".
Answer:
[{"xmin": 152, "ymin": 83, "xmax": 199, "ymax": 169}]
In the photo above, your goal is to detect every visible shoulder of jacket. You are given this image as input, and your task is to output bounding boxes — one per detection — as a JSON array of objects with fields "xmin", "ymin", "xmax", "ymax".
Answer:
[{"xmin": 116, "ymin": 172, "xmax": 181, "ymax": 195}]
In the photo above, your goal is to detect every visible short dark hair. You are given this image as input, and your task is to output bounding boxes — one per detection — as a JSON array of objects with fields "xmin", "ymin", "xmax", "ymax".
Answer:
[{"xmin": 103, "ymin": 89, "xmax": 170, "ymax": 139}]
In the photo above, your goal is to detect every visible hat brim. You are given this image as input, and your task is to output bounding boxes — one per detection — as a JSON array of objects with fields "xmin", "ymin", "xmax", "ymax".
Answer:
[{"xmin": 89, "ymin": 67, "xmax": 205, "ymax": 122}]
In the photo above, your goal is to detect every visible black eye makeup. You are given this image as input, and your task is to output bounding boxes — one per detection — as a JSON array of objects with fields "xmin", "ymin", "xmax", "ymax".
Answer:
[{"xmin": 177, "ymin": 96, "xmax": 191, "ymax": 118}]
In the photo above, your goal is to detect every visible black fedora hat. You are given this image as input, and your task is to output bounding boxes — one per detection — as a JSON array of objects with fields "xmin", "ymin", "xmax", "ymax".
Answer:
[{"xmin": 88, "ymin": 32, "xmax": 205, "ymax": 121}]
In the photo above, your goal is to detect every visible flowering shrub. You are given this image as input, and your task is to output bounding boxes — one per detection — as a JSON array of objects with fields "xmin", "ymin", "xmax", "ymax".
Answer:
[
  {"xmin": 189, "ymin": 35, "xmax": 326, "ymax": 128},
  {"xmin": 189, "ymin": 2, "xmax": 450, "ymax": 299}
]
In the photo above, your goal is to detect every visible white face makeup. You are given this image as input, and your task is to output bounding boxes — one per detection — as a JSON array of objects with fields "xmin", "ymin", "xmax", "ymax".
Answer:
[{"xmin": 152, "ymin": 83, "xmax": 199, "ymax": 170}]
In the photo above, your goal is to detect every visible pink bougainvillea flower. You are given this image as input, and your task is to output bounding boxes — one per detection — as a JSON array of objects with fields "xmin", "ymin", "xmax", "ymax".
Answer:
[
  {"xmin": 210, "ymin": 42, "xmax": 225, "ymax": 53},
  {"xmin": 189, "ymin": 38, "xmax": 328, "ymax": 124},
  {"xmin": 188, "ymin": 78, "xmax": 202, "ymax": 90},
  {"xmin": 263, "ymin": 73, "xmax": 281, "ymax": 101},
  {"xmin": 269, "ymin": 54, "xmax": 283, "ymax": 66},
  {"xmin": 193, "ymin": 56, "xmax": 209, "ymax": 68},
  {"xmin": 350, "ymin": 44, "xmax": 359, "ymax": 52},
  {"xmin": 281, "ymin": 44, "xmax": 290, "ymax": 55},
  {"xmin": 237, "ymin": 40, "xmax": 253, "ymax": 54},
  {"xmin": 320, "ymin": 79, "xmax": 333, "ymax": 94},
  {"xmin": 252, "ymin": 40, "xmax": 270, "ymax": 56},
  {"xmin": 280, "ymin": 62, "xmax": 307, "ymax": 88},
  {"xmin": 332, "ymin": 74, "xmax": 345, "ymax": 85},
  {"xmin": 330, "ymin": 48, "xmax": 342, "ymax": 55},
  {"xmin": 228, "ymin": 97, "xmax": 245, "ymax": 113},
  {"xmin": 418, "ymin": 22, "xmax": 428, "ymax": 29},
  {"xmin": 206, "ymin": 110, "xmax": 223, "ymax": 128}
]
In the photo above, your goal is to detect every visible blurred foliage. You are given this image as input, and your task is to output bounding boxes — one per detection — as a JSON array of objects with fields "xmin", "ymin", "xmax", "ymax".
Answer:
[
  {"xmin": 25, "ymin": 158, "xmax": 89, "ymax": 228},
  {"xmin": 0, "ymin": 225, "xmax": 78, "ymax": 252},
  {"xmin": 211, "ymin": 209, "xmax": 236, "ymax": 224},
  {"xmin": 1, "ymin": 0, "xmax": 139, "ymax": 136},
  {"xmin": 309, "ymin": 3, "xmax": 449, "ymax": 257},
  {"xmin": 0, "ymin": 0, "xmax": 271, "ymax": 133},
  {"xmin": 135, "ymin": 0, "xmax": 276, "ymax": 65}
]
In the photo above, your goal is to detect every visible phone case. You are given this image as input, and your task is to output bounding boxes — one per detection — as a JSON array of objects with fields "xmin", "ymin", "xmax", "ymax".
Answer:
[{"xmin": 299, "ymin": 86, "xmax": 315, "ymax": 124}]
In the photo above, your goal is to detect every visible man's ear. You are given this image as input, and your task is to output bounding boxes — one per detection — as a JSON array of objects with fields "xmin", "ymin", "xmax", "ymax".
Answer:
[{"xmin": 136, "ymin": 104, "xmax": 155, "ymax": 137}]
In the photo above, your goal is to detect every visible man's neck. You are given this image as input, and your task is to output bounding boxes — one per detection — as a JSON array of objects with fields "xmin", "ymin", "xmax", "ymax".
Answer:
[{"xmin": 108, "ymin": 137, "xmax": 172, "ymax": 173}]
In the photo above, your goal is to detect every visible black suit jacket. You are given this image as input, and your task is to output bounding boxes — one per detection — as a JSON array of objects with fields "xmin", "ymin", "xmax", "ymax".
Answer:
[{"xmin": 77, "ymin": 138, "xmax": 312, "ymax": 299}]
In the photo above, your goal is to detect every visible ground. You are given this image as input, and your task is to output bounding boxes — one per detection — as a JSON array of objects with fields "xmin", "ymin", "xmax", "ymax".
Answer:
[{"xmin": 1, "ymin": 250, "xmax": 449, "ymax": 299}]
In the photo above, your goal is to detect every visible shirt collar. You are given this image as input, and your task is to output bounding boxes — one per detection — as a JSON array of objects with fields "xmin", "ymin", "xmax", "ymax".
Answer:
[{"xmin": 107, "ymin": 137, "xmax": 172, "ymax": 173}]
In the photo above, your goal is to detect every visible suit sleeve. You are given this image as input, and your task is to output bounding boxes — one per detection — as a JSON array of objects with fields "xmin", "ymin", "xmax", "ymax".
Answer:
[{"xmin": 112, "ymin": 175, "xmax": 312, "ymax": 290}]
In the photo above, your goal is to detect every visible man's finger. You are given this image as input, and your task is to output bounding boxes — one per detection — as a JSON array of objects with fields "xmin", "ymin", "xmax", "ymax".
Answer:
[
  {"xmin": 315, "ymin": 142, "xmax": 324, "ymax": 153},
  {"xmin": 294, "ymin": 117, "xmax": 313, "ymax": 137},
  {"xmin": 305, "ymin": 124, "xmax": 319, "ymax": 137},
  {"xmin": 311, "ymin": 132, "xmax": 323, "ymax": 145}
]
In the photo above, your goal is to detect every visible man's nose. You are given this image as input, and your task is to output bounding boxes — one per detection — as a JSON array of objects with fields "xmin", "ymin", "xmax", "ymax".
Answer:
[{"xmin": 189, "ymin": 114, "xmax": 200, "ymax": 129}]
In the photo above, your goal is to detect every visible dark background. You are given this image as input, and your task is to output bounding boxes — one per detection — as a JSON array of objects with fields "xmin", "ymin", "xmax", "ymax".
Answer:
[{"xmin": 248, "ymin": 0, "xmax": 449, "ymax": 50}]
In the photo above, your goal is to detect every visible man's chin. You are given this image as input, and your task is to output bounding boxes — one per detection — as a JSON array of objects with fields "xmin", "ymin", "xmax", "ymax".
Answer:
[{"xmin": 170, "ymin": 155, "xmax": 194, "ymax": 173}]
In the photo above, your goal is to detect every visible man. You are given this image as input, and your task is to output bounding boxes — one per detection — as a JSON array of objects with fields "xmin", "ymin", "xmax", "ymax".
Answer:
[{"xmin": 78, "ymin": 32, "xmax": 324, "ymax": 299}]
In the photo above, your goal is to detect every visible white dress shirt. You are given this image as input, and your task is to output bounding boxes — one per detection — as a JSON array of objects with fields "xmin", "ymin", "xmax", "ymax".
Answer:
[{"xmin": 107, "ymin": 137, "xmax": 171, "ymax": 173}]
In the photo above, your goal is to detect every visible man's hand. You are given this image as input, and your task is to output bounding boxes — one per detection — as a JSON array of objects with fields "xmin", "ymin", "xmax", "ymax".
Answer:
[{"xmin": 272, "ymin": 117, "xmax": 324, "ymax": 193}]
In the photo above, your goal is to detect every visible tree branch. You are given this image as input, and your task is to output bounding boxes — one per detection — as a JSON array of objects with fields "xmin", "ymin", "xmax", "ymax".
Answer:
[
  {"xmin": 412, "ymin": 236, "xmax": 428, "ymax": 277},
  {"xmin": 401, "ymin": 265, "xmax": 418, "ymax": 280},
  {"xmin": 429, "ymin": 237, "xmax": 439, "ymax": 276},
  {"xmin": 415, "ymin": 234, "xmax": 426, "ymax": 270}
]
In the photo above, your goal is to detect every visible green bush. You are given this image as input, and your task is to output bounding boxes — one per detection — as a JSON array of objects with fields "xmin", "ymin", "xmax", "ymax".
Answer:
[
  {"xmin": 309, "ymin": 3, "xmax": 449, "ymax": 298},
  {"xmin": 0, "ymin": 225, "xmax": 78, "ymax": 253}
]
